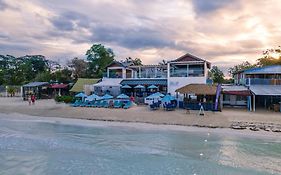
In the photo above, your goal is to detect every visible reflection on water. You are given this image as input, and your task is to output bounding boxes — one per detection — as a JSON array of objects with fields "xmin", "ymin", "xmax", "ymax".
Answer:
[{"xmin": 0, "ymin": 116, "xmax": 280, "ymax": 175}]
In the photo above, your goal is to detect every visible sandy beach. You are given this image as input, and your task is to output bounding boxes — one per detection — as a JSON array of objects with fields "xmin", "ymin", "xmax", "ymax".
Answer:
[{"xmin": 0, "ymin": 97, "xmax": 281, "ymax": 134}]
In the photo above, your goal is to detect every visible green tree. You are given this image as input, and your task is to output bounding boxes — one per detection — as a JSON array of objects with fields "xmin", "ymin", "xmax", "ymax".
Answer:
[
  {"xmin": 34, "ymin": 71, "xmax": 52, "ymax": 82},
  {"xmin": 86, "ymin": 44, "xmax": 115, "ymax": 78},
  {"xmin": 53, "ymin": 68, "xmax": 73, "ymax": 83},
  {"xmin": 228, "ymin": 61, "xmax": 256, "ymax": 78},
  {"xmin": 123, "ymin": 57, "xmax": 142, "ymax": 66},
  {"xmin": 210, "ymin": 66, "xmax": 225, "ymax": 84}
]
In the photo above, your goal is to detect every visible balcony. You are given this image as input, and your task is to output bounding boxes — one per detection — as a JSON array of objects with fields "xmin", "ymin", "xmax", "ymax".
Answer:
[{"xmin": 244, "ymin": 78, "xmax": 281, "ymax": 86}]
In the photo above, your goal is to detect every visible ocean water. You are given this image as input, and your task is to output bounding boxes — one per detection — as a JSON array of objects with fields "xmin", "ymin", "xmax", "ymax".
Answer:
[{"xmin": 0, "ymin": 115, "xmax": 280, "ymax": 175}]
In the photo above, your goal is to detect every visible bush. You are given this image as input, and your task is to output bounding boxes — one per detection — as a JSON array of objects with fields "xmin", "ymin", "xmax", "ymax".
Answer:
[{"xmin": 55, "ymin": 96, "xmax": 74, "ymax": 104}]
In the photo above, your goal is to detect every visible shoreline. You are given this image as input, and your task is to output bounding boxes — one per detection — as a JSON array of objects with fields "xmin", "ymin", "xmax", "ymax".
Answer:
[
  {"xmin": 1, "ymin": 112, "xmax": 281, "ymax": 140},
  {"xmin": 0, "ymin": 98, "xmax": 281, "ymax": 137}
]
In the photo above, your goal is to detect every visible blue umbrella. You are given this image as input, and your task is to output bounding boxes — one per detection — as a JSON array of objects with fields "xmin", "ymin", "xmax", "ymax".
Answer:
[
  {"xmin": 154, "ymin": 92, "xmax": 165, "ymax": 97},
  {"xmin": 148, "ymin": 85, "xmax": 158, "ymax": 89},
  {"xmin": 75, "ymin": 92, "xmax": 87, "ymax": 98},
  {"xmin": 101, "ymin": 94, "xmax": 113, "ymax": 100},
  {"xmin": 117, "ymin": 93, "xmax": 130, "ymax": 99},
  {"xmin": 134, "ymin": 85, "xmax": 145, "ymax": 89},
  {"xmin": 146, "ymin": 92, "xmax": 164, "ymax": 98},
  {"xmin": 121, "ymin": 85, "xmax": 132, "ymax": 89},
  {"xmin": 86, "ymin": 94, "xmax": 101, "ymax": 101},
  {"xmin": 161, "ymin": 94, "xmax": 176, "ymax": 103}
]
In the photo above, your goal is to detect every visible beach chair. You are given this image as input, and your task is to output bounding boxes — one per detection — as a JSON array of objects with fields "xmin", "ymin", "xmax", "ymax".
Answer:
[
  {"xmin": 80, "ymin": 101, "xmax": 89, "ymax": 107},
  {"xmin": 93, "ymin": 101, "xmax": 101, "ymax": 107},
  {"xmin": 114, "ymin": 101, "xmax": 123, "ymax": 108},
  {"xmin": 86, "ymin": 101, "xmax": 95, "ymax": 107},
  {"xmin": 123, "ymin": 101, "xmax": 132, "ymax": 109},
  {"xmin": 98, "ymin": 100, "xmax": 106, "ymax": 108},
  {"xmin": 70, "ymin": 100, "xmax": 81, "ymax": 107},
  {"xmin": 103, "ymin": 101, "xmax": 110, "ymax": 108}
]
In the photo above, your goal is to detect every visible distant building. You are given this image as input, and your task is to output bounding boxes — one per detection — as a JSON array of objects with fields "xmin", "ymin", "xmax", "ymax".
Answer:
[{"xmin": 225, "ymin": 65, "xmax": 281, "ymax": 111}]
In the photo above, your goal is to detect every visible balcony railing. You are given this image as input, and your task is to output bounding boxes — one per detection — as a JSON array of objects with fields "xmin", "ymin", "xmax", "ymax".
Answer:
[{"xmin": 244, "ymin": 78, "xmax": 281, "ymax": 86}]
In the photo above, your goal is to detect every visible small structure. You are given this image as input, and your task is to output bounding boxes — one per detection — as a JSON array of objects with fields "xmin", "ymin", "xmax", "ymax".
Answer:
[
  {"xmin": 222, "ymin": 85, "xmax": 251, "ymax": 109},
  {"xmin": 70, "ymin": 78, "xmax": 100, "ymax": 94},
  {"xmin": 22, "ymin": 82, "xmax": 49, "ymax": 100},
  {"xmin": 176, "ymin": 84, "xmax": 219, "ymax": 111},
  {"xmin": 49, "ymin": 83, "xmax": 69, "ymax": 97}
]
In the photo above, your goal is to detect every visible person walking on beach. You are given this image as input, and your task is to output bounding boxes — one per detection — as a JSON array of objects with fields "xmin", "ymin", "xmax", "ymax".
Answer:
[{"xmin": 31, "ymin": 94, "xmax": 36, "ymax": 105}]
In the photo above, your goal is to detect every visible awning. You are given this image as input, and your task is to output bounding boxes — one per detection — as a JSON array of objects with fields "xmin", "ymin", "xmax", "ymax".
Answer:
[
  {"xmin": 176, "ymin": 84, "xmax": 217, "ymax": 95},
  {"xmin": 23, "ymin": 82, "xmax": 49, "ymax": 87},
  {"xmin": 223, "ymin": 90, "xmax": 251, "ymax": 96},
  {"xmin": 250, "ymin": 85, "xmax": 281, "ymax": 96},
  {"xmin": 70, "ymin": 78, "xmax": 100, "ymax": 92},
  {"xmin": 120, "ymin": 79, "xmax": 167, "ymax": 86},
  {"xmin": 222, "ymin": 85, "xmax": 251, "ymax": 96},
  {"xmin": 50, "ymin": 84, "xmax": 68, "ymax": 89}
]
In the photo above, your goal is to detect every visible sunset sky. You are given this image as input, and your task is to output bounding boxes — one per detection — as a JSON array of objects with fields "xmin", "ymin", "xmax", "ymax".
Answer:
[{"xmin": 0, "ymin": 0, "xmax": 280, "ymax": 74}]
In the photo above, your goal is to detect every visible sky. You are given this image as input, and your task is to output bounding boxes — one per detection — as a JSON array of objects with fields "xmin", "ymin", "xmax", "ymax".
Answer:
[{"xmin": 0, "ymin": 0, "xmax": 281, "ymax": 74}]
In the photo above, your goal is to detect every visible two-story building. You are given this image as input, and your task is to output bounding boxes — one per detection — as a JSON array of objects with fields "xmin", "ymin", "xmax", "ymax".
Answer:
[
  {"xmin": 91, "ymin": 53, "xmax": 211, "ymax": 100},
  {"xmin": 229, "ymin": 65, "xmax": 281, "ymax": 111}
]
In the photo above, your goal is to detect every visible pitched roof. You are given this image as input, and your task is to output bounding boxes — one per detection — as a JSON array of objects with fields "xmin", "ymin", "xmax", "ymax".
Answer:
[
  {"xmin": 243, "ymin": 65, "xmax": 281, "ymax": 74},
  {"xmin": 250, "ymin": 85, "xmax": 281, "ymax": 96},
  {"xmin": 171, "ymin": 53, "xmax": 211, "ymax": 68},
  {"xmin": 70, "ymin": 78, "xmax": 100, "ymax": 92},
  {"xmin": 175, "ymin": 83, "xmax": 217, "ymax": 95}
]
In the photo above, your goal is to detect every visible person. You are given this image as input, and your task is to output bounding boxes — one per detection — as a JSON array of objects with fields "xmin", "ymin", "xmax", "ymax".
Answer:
[
  {"xmin": 31, "ymin": 94, "xmax": 36, "ymax": 105},
  {"xmin": 130, "ymin": 95, "xmax": 135, "ymax": 102}
]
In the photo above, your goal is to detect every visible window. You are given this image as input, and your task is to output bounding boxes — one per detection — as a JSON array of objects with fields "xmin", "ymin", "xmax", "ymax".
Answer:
[
  {"xmin": 188, "ymin": 65, "xmax": 204, "ymax": 77},
  {"xmin": 170, "ymin": 64, "xmax": 187, "ymax": 77}
]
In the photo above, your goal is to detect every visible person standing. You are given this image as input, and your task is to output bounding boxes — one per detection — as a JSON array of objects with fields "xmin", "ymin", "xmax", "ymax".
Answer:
[{"xmin": 31, "ymin": 94, "xmax": 36, "ymax": 105}]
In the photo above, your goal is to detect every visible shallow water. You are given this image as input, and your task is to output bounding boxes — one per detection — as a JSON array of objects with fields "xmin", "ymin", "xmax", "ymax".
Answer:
[{"xmin": 0, "ymin": 115, "xmax": 280, "ymax": 175}]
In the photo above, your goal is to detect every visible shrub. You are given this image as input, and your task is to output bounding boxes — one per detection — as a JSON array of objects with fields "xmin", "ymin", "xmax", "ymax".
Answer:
[{"xmin": 55, "ymin": 95, "xmax": 74, "ymax": 103}]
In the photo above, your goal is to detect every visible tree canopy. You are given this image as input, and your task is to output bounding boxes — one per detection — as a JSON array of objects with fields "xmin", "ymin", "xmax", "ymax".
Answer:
[
  {"xmin": 86, "ymin": 44, "xmax": 115, "ymax": 78},
  {"xmin": 210, "ymin": 66, "xmax": 225, "ymax": 84}
]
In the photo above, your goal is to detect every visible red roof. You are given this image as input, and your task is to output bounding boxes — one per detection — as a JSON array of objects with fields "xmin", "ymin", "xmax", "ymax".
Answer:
[
  {"xmin": 223, "ymin": 90, "xmax": 251, "ymax": 96},
  {"xmin": 50, "ymin": 84, "xmax": 68, "ymax": 89}
]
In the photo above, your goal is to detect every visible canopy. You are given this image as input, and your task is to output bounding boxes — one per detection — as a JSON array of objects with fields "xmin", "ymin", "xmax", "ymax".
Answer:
[
  {"xmin": 50, "ymin": 84, "xmax": 68, "ymax": 89},
  {"xmin": 134, "ymin": 85, "xmax": 145, "ymax": 89},
  {"xmin": 75, "ymin": 92, "xmax": 88, "ymax": 98},
  {"xmin": 70, "ymin": 78, "xmax": 100, "ymax": 92},
  {"xmin": 117, "ymin": 93, "xmax": 130, "ymax": 99},
  {"xmin": 85, "ymin": 94, "xmax": 101, "ymax": 101},
  {"xmin": 176, "ymin": 84, "xmax": 217, "ymax": 95},
  {"xmin": 148, "ymin": 85, "xmax": 158, "ymax": 89},
  {"xmin": 161, "ymin": 94, "xmax": 176, "ymax": 103},
  {"xmin": 121, "ymin": 85, "xmax": 132, "ymax": 89},
  {"xmin": 250, "ymin": 85, "xmax": 281, "ymax": 96},
  {"xmin": 101, "ymin": 94, "xmax": 114, "ymax": 99},
  {"xmin": 23, "ymin": 82, "xmax": 49, "ymax": 87}
]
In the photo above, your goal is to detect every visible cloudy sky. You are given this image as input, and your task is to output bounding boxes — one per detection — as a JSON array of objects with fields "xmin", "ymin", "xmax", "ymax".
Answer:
[{"xmin": 0, "ymin": 0, "xmax": 280, "ymax": 73}]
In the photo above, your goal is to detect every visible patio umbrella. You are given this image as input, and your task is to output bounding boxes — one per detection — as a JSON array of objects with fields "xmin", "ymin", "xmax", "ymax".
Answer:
[
  {"xmin": 134, "ymin": 85, "xmax": 145, "ymax": 89},
  {"xmin": 147, "ymin": 85, "xmax": 158, "ymax": 89},
  {"xmin": 161, "ymin": 94, "xmax": 176, "ymax": 103},
  {"xmin": 121, "ymin": 85, "xmax": 132, "ymax": 89},
  {"xmin": 75, "ymin": 92, "xmax": 87, "ymax": 98},
  {"xmin": 101, "ymin": 94, "xmax": 113, "ymax": 100},
  {"xmin": 154, "ymin": 92, "xmax": 165, "ymax": 97},
  {"xmin": 85, "ymin": 94, "xmax": 101, "ymax": 101},
  {"xmin": 117, "ymin": 93, "xmax": 130, "ymax": 99}
]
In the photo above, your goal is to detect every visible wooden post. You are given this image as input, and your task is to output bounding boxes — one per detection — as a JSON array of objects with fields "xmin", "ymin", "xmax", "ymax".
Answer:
[{"xmin": 253, "ymin": 94, "xmax": 256, "ymax": 112}]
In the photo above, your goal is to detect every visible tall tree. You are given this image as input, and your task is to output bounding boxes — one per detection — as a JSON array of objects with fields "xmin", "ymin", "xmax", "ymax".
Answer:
[
  {"xmin": 210, "ymin": 66, "xmax": 225, "ymax": 84},
  {"xmin": 257, "ymin": 46, "xmax": 281, "ymax": 67},
  {"xmin": 68, "ymin": 57, "xmax": 87, "ymax": 80},
  {"xmin": 86, "ymin": 44, "xmax": 115, "ymax": 78},
  {"xmin": 228, "ymin": 61, "xmax": 256, "ymax": 78}
]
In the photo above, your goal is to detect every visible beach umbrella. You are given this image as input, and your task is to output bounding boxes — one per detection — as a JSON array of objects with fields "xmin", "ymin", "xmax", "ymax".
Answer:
[
  {"xmin": 117, "ymin": 93, "xmax": 130, "ymax": 99},
  {"xmin": 161, "ymin": 94, "xmax": 176, "ymax": 103},
  {"xmin": 121, "ymin": 85, "xmax": 132, "ymax": 89},
  {"xmin": 154, "ymin": 92, "xmax": 165, "ymax": 97},
  {"xmin": 147, "ymin": 85, "xmax": 158, "ymax": 89},
  {"xmin": 75, "ymin": 92, "xmax": 87, "ymax": 98},
  {"xmin": 85, "ymin": 93, "xmax": 101, "ymax": 101},
  {"xmin": 134, "ymin": 84, "xmax": 145, "ymax": 89},
  {"xmin": 146, "ymin": 92, "xmax": 163, "ymax": 98},
  {"xmin": 101, "ymin": 94, "xmax": 113, "ymax": 100}
]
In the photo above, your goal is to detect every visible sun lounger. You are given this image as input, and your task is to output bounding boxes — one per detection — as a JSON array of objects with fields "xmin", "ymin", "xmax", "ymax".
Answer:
[
  {"xmin": 123, "ymin": 101, "xmax": 132, "ymax": 109},
  {"xmin": 93, "ymin": 101, "xmax": 101, "ymax": 107},
  {"xmin": 150, "ymin": 102, "xmax": 160, "ymax": 110},
  {"xmin": 114, "ymin": 101, "xmax": 123, "ymax": 108},
  {"xmin": 70, "ymin": 100, "xmax": 82, "ymax": 107},
  {"xmin": 102, "ymin": 101, "xmax": 110, "ymax": 108}
]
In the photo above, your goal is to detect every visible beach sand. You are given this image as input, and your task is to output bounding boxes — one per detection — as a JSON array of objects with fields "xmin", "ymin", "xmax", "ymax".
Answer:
[{"xmin": 0, "ymin": 97, "xmax": 280, "ymax": 134}]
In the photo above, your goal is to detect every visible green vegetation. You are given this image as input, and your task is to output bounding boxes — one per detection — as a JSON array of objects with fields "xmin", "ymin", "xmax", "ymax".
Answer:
[
  {"xmin": 55, "ymin": 95, "xmax": 74, "ymax": 103},
  {"xmin": 209, "ymin": 66, "xmax": 225, "ymax": 84}
]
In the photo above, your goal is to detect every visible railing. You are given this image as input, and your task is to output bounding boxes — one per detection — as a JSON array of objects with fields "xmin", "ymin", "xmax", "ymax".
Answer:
[{"xmin": 245, "ymin": 78, "xmax": 281, "ymax": 86}]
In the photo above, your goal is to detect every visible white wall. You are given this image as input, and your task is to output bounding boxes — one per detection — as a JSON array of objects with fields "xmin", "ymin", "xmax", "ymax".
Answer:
[{"xmin": 168, "ymin": 77, "xmax": 206, "ymax": 95}]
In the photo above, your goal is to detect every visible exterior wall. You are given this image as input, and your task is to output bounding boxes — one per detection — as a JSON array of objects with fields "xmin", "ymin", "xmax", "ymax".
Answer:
[{"xmin": 168, "ymin": 77, "xmax": 207, "ymax": 95}]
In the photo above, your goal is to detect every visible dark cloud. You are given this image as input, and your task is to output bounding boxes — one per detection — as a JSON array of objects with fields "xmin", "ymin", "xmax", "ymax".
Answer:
[
  {"xmin": 50, "ymin": 11, "xmax": 90, "ymax": 31},
  {"xmin": 89, "ymin": 24, "xmax": 175, "ymax": 49},
  {"xmin": 192, "ymin": 0, "xmax": 233, "ymax": 15},
  {"xmin": 0, "ymin": 0, "xmax": 8, "ymax": 10}
]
